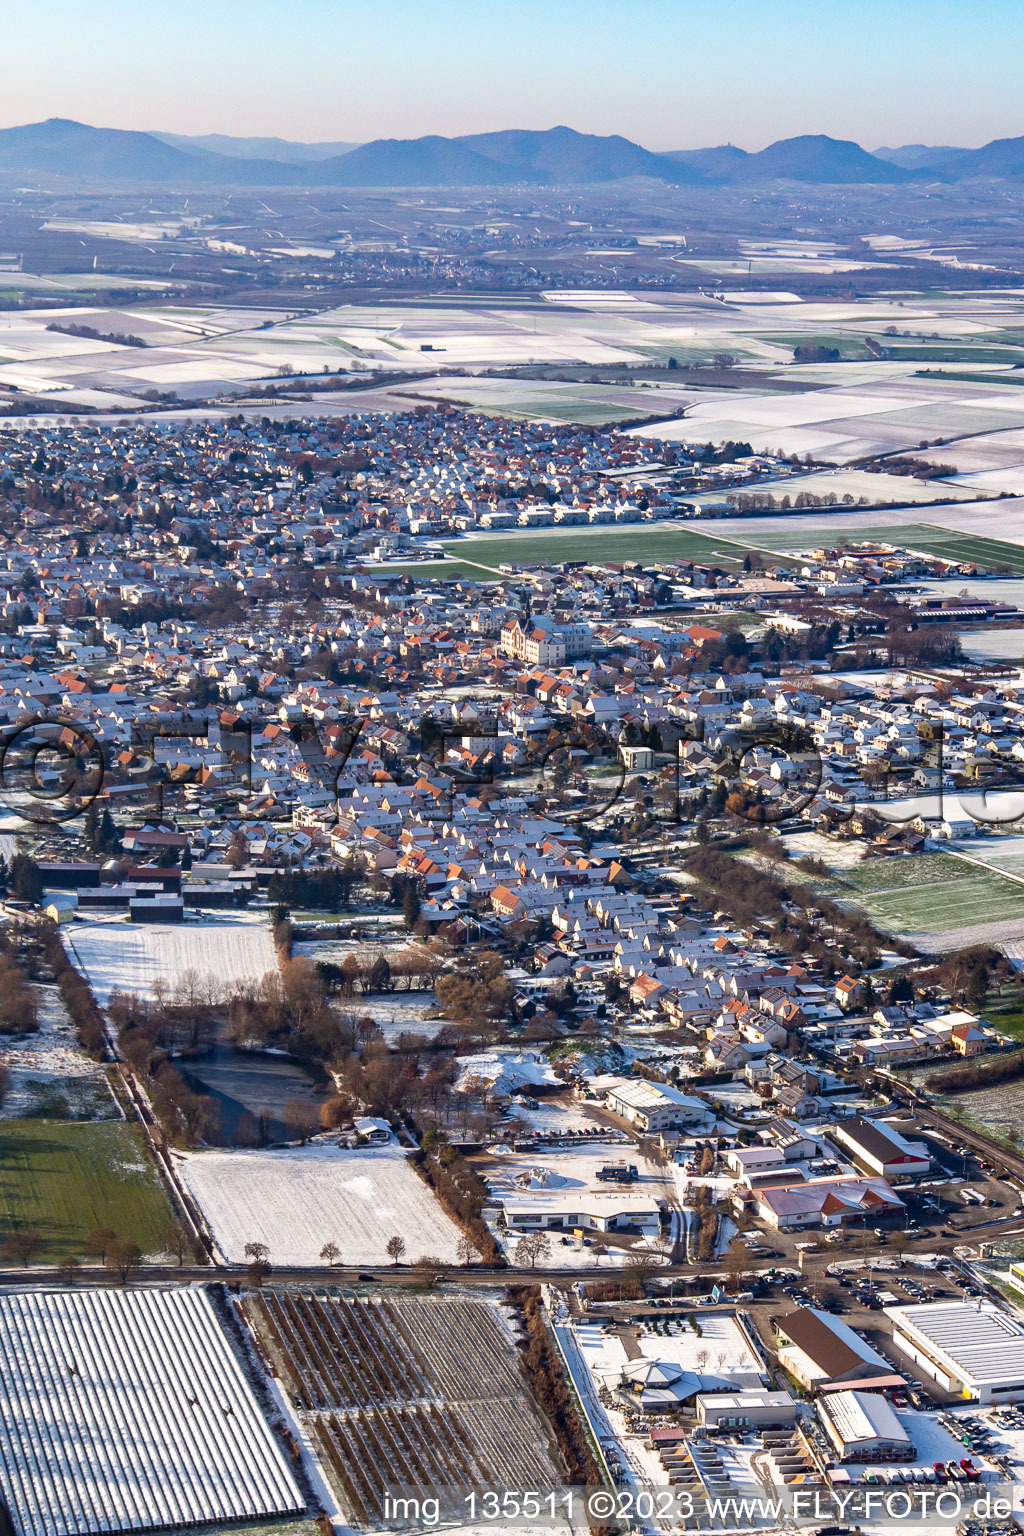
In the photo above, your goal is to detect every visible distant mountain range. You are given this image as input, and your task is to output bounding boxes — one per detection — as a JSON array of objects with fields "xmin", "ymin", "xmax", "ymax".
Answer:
[{"xmin": 4, "ymin": 118, "xmax": 1024, "ymax": 187}]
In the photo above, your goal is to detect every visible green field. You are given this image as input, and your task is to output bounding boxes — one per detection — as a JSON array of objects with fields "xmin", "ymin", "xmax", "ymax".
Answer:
[
  {"xmin": 0, "ymin": 1120, "xmax": 174, "ymax": 1261},
  {"xmin": 753, "ymin": 522, "xmax": 1024, "ymax": 574},
  {"xmin": 825, "ymin": 852, "xmax": 1022, "ymax": 934},
  {"xmin": 760, "ymin": 332, "xmax": 876, "ymax": 360},
  {"xmin": 375, "ymin": 519, "xmax": 1024, "ymax": 582},
  {"xmin": 438, "ymin": 525, "xmax": 758, "ymax": 572}
]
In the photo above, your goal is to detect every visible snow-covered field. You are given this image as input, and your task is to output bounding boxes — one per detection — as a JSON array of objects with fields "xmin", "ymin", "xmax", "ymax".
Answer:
[
  {"xmin": 782, "ymin": 829, "xmax": 873, "ymax": 870},
  {"xmin": 65, "ymin": 915, "xmax": 278, "ymax": 1003},
  {"xmin": 177, "ymin": 1141, "xmax": 463, "ymax": 1266}
]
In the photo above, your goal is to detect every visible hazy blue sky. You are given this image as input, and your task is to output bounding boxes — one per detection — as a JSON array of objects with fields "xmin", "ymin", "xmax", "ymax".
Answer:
[{"xmin": 6, "ymin": 0, "xmax": 1023, "ymax": 149}]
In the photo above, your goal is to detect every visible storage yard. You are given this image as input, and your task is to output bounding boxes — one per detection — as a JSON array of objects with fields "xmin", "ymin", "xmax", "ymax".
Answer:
[
  {"xmin": 251, "ymin": 1290, "xmax": 560, "ymax": 1527},
  {"xmin": 0, "ymin": 1286, "xmax": 303, "ymax": 1536}
]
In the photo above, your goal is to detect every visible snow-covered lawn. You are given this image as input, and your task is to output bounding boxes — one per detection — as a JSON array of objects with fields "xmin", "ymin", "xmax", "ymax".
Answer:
[
  {"xmin": 349, "ymin": 989, "xmax": 447, "ymax": 1043},
  {"xmin": 177, "ymin": 1140, "xmax": 463, "ymax": 1266},
  {"xmin": 0, "ymin": 984, "xmax": 117, "ymax": 1120},
  {"xmin": 65, "ymin": 915, "xmax": 278, "ymax": 1003}
]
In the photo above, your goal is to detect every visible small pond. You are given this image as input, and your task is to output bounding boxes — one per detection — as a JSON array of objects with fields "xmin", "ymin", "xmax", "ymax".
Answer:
[{"xmin": 177, "ymin": 1044, "xmax": 330, "ymax": 1145}]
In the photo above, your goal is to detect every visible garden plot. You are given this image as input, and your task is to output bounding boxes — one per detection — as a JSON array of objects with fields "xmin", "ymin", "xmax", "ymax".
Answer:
[
  {"xmin": 575, "ymin": 1310, "xmax": 763, "ymax": 1390},
  {"xmin": 0, "ymin": 1286, "xmax": 303, "ymax": 1536},
  {"xmin": 65, "ymin": 915, "xmax": 278, "ymax": 1003},
  {"xmin": 178, "ymin": 1141, "xmax": 463, "ymax": 1266},
  {"xmin": 251, "ymin": 1291, "xmax": 560, "ymax": 1528}
]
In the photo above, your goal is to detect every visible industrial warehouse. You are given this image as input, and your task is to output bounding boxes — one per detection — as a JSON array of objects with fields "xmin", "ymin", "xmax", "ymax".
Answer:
[{"xmin": 886, "ymin": 1301, "xmax": 1024, "ymax": 1404}]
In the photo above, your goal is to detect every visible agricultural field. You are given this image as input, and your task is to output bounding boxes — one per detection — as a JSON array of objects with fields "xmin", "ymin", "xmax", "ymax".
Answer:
[
  {"xmin": 64, "ymin": 915, "xmax": 279, "ymax": 1004},
  {"xmin": 953, "ymin": 834, "xmax": 1024, "ymax": 882},
  {"xmin": 825, "ymin": 852, "xmax": 1024, "ymax": 938},
  {"xmin": 251, "ymin": 1290, "xmax": 560, "ymax": 1527},
  {"xmin": 728, "ymin": 468, "xmax": 973, "ymax": 505},
  {"xmin": 0, "ymin": 1119, "xmax": 174, "ymax": 1261},
  {"xmin": 178, "ymin": 1141, "xmax": 463, "ymax": 1267},
  {"xmin": 388, "ymin": 374, "xmax": 699, "ymax": 425},
  {"xmin": 0, "ymin": 1286, "xmax": 303, "ymax": 1536},
  {"xmin": 716, "ymin": 519, "xmax": 1024, "ymax": 573},
  {"xmin": 439, "ymin": 524, "xmax": 757, "ymax": 572}
]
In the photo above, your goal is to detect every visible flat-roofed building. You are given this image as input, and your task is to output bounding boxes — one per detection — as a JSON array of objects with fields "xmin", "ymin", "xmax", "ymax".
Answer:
[
  {"xmin": 886, "ymin": 1301, "xmax": 1024, "ymax": 1404},
  {"xmin": 501, "ymin": 1190, "xmax": 661, "ymax": 1236},
  {"xmin": 831, "ymin": 1117, "xmax": 931, "ymax": 1181},
  {"xmin": 604, "ymin": 1079, "xmax": 713, "ymax": 1133},
  {"xmin": 776, "ymin": 1307, "xmax": 905, "ymax": 1394},
  {"xmin": 696, "ymin": 1390, "xmax": 797, "ymax": 1430},
  {"xmin": 816, "ymin": 1389, "xmax": 914, "ymax": 1463}
]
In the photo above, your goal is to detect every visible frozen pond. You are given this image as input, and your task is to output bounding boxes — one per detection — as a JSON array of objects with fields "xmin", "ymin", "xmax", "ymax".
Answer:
[{"xmin": 177, "ymin": 1045, "xmax": 329, "ymax": 1145}]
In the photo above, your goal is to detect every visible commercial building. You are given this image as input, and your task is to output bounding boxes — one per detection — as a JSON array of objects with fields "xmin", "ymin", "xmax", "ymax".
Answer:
[
  {"xmin": 776, "ymin": 1307, "xmax": 905, "ymax": 1393},
  {"xmin": 886, "ymin": 1301, "xmax": 1024, "ymax": 1404},
  {"xmin": 603, "ymin": 1079, "xmax": 713, "ymax": 1133},
  {"xmin": 500, "ymin": 1189, "xmax": 661, "ymax": 1236},
  {"xmin": 831, "ymin": 1117, "xmax": 931, "ymax": 1181},
  {"xmin": 696, "ymin": 1390, "xmax": 798, "ymax": 1430},
  {"xmin": 816, "ymin": 1390, "xmax": 914, "ymax": 1463},
  {"xmin": 752, "ymin": 1175, "xmax": 903, "ymax": 1232}
]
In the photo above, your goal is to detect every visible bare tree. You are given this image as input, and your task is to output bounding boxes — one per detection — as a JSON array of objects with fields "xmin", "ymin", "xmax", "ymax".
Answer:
[
  {"xmin": 83, "ymin": 1225, "xmax": 118, "ymax": 1264},
  {"xmin": 164, "ymin": 1217, "xmax": 192, "ymax": 1266},
  {"xmin": 106, "ymin": 1238, "xmax": 142, "ymax": 1284},
  {"xmin": 413, "ymin": 1254, "xmax": 446, "ymax": 1287},
  {"xmin": 247, "ymin": 1256, "xmax": 272, "ymax": 1290},
  {"xmin": 320, "ymin": 1241, "xmax": 341, "ymax": 1268},
  {"xmin": 59, "ymin": 1253, "xmax": 80, "ymax": 1286},
  {"xmin": 244, "ymin": 1240, "xmax": 270, "ymax": 1264},
  {"xmin": 386, "ymin": 1234, "xmax": 407, "ymax": 1266},
  {"xmin": 283, "ymin": 1097, "xmax": 320, "ymax": 1145},
  {"xmin": 2, "ymin": 1230, "xmax": 43, "ymax": 1267},
  {"xmin": 625, "ymin": 1245, "xmax": 659, "ymax": 1289},
  {"xmin": 515, "ymin": 1231, "xmax": 551, "ymax": 1270},
  {"xmin": 455, "ymin": 1234, "xmax": 480, "ymax": 1266}
]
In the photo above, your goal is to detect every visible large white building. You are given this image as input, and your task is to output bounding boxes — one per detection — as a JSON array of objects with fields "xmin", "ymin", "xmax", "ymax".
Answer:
[
  {"xmin": 500, "ymin": 1189, "xmax": 661, "ymax": 1236},
  {"xmin": 886, "ymin": 1300, "xmax": 1024, "ymax": 1404},
  {"xmin": 500, "ymin": 614, "xmax": 592, "ymax": 666},
  {"xmin": 816, "ymin": 1390, "xmax": 914, "ymax": 1463},
  {"xmin": 604, "ymin": 1080, "xmax": 713, "ymax": 1133},
  {"xmin": 831, "ymin": 1117, "xmax": 931, "ymax": 1181}
]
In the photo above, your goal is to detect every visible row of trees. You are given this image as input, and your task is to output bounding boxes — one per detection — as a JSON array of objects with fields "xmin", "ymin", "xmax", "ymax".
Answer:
[
  {"xmin": 41, "ymin": 921, "xmax": 106, "ymax": 1056},
  {"xmin": 0, "ymin": 935, "xmax": 39, "ymax": 1034}
]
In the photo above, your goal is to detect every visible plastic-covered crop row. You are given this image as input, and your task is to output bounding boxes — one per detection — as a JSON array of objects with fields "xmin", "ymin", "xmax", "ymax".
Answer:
[{"xmin": 0, "ymin": 1287, "xmax": 303, "ymax": 1536}]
